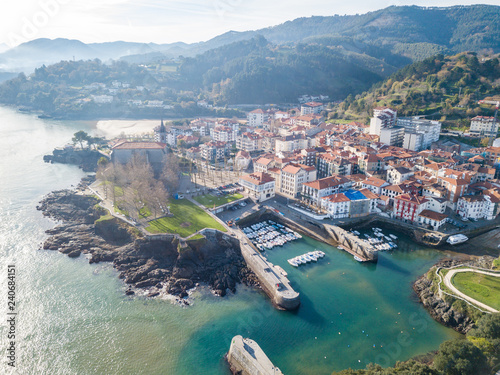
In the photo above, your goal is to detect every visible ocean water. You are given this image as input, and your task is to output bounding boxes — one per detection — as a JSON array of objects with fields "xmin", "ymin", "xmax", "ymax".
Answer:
[{"xmin": 0, "ymin": 106, "xmax": 461, "ymax": 375}]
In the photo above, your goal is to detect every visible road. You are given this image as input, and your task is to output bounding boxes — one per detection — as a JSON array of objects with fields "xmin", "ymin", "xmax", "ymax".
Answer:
[{"xmin": 443, "ymin": 268, "xmax": 500, "ymax": 313}]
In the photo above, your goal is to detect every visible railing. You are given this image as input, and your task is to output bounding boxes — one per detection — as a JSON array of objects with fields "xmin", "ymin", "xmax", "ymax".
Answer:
[{"xmin": 434, "ymin": 265, "xmax": 500, "ymax": 314}]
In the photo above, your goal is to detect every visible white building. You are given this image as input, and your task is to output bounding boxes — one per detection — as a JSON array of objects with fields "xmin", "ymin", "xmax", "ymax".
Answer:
[
  {"xmin": 320, "ymin": 193, "xmax": 350, "ymax": 219},
  {"xmin": 369, "ymin": 107, "xmax": 397, "ymax": 135},
  {"xmin": 301, "ymin": 175, "xmax": 352, "ymax": 206},
  {"xmin": 397, "ymin": 117, "xmax": 441, "ymax": 151},
  {"xmin": 417, "ymin": 210, "xmax": 448, "ymax": 230},
  {"xmin": 239, "ymin": 172, "xmax": 275, "ymax": 202},
  {"xmin": 301, "ymin": 102, "xmax": 324, "ymax": 115},
  {"xmin": 456, "ymin": 195, "xmax": 495, "ymax": 220},
  {"xmin": 247, "ymin": 109, "xmax": 268, "ymax": 127},
  {"xmin": 470, "ymin": 116, "xmax": 498, "ymax": 137},
  {"xmin": 380, "ymin": 127, "xmax": 405, "ymax": 147},
  {"xmin": 274, "ymin": 134, "xmax": 310, "ymax": 154},
  {"xmin": 279, "ymin": 164, "xmax": 317, "ymax": 198},
  {"xmin": 236, "ymin": 132, "xmax": 263, "ymax": 152},
  {"xmin": 92, "ymin": 95, "xmax": 113, "ymax": 103}
]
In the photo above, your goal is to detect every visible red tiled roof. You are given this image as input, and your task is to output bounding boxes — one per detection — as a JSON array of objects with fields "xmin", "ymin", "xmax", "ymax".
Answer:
[
  {"xmin": 418, "ymin": 210, "xmax": 448, "ymax": 221},
  {"xmin": 240, "ymin": 172, "xmax": 274, "ymax": 186}
]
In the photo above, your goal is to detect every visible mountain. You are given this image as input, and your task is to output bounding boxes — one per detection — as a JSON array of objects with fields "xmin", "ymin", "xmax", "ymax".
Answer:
[
  {"xmin": 119, "ymin": 4, "xmax": 500, "ymax": 64},
  {"xmin": 1, "ymin": 4, "xmax": 499, "ymax": 74}
]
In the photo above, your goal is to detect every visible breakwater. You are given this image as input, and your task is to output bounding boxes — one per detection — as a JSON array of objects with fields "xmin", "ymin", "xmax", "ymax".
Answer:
[
  {"xmin": 226, "ymin": 335, "xmax": 283, "ymax": 375},
  {"xmin": 238, "ymin": 233, "xmax": 300, "ymax": 310}
]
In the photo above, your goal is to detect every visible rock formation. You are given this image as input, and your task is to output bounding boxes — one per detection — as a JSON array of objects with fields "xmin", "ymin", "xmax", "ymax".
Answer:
[{"xmin": 38, "ymin": 189, "xmax": 258, "ymax": 299}]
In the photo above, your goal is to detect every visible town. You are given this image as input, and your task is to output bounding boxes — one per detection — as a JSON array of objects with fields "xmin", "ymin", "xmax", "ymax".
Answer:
[{"xmin": 99, "ymin": 99, "xmax": 500, "ymax": 239}]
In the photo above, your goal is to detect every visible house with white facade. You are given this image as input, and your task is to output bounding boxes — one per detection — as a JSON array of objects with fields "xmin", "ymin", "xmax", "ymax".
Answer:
[
  {"xmin": 279, "ymin": 164, "xmax": 317, "ymax": 198},
  {"xmin": 301, "ymin": 175, "xmax": 352, "ymax": 205},
  {"xmin": 470, "ymin": 116, "xmax": 498, "ymax": 137},
  {"xmin": 417, "ymin": 210, "xmax": 448, "ymax": 230},
  {"xmin": 300, "ymin": 102, "xmax": 324, "ymax": 115},
  {"xmin": 239, "ymin": 172, "xmax": 275, "ymax": 202},
  {"xmin": 247, "ymin": 109, "xmax": 268, "ymax": 127}
]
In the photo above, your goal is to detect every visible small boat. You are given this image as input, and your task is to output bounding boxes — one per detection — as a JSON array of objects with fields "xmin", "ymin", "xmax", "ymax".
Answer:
[
  {"xmin": 287, "ymin": 259, "xmax": 299, "ymax": 267},
  {"xmin": 354, "ymin": 256, "xmax": 363, "ymax": 262},
  {"xmin": 389, "ymin": 234, "xmax": 398, "ymax": 240},
  {"xmin": 446, "ymin": 234, "xmax": 468, "ymax": 245}
]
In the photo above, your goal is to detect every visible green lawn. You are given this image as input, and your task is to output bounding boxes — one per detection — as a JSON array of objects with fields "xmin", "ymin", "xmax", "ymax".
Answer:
[
  {"xmin": 194, "ymin": 193, "xmax": 243, "ymax": 208},
  {"xmin": 452, "ymin": 272, "xmax": 500, "ymax": 310},
  {"xmin": 145, "ymin": 199, "xmax": 226, "ymax": 237}
]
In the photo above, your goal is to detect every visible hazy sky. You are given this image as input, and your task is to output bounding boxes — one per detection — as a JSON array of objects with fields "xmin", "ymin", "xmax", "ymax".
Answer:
[{"xmin": 1, "ymin": 0, "xmax": 498, "ymax": 48}]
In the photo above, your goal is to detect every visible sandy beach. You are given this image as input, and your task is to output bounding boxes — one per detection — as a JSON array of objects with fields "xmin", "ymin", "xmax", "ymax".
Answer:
[{"xmin": 96, "ymin": 120, "xmax": 160, "ymax": 138}]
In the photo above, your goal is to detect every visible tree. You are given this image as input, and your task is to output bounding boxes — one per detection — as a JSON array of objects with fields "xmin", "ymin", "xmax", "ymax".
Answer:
[
  {"xmin": 161, "ymin": 154, "xmax": 181, "ymax": 193},
  {"xmin": 72, "ymin": 130, "xmax": 90, "ymax": 149},
  {"xmin": 468, "ymin": 313, "xmax": 500, "ymax": 340},
  {"xmin": 433, "ymin": 339, "xmax": 490, "ymax": 375}
]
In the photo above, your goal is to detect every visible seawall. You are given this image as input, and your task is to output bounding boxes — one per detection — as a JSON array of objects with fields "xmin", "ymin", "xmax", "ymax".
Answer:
[
  {"xmin": 226, "ymin": 335, "xmax": 283, "ymax": 375},
  {"xmin": 239, "ymin": 234, "xmax": 300, "ymax": 310}
]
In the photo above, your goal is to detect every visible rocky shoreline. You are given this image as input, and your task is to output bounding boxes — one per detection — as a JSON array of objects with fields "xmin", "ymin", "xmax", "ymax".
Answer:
[
  {"xmin": 412, "ymin": 256, "xmax": 495, "ymax": 334},
  {"xmin": 37, "ymin": 188, "xmax": 259, "ymax": 300}
]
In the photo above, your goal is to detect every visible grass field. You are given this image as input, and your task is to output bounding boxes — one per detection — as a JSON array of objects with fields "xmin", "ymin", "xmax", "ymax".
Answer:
[
  {"xmin": 452, "ymin": 272, "xmax": 500, "ymax": 310},
  {"xmin": 145, "ymin": 199, "xmax": 226, "ymax": 237},
  {"xmin": 193, "ymin": 193, "xmax": 243, "ymax": 208}
]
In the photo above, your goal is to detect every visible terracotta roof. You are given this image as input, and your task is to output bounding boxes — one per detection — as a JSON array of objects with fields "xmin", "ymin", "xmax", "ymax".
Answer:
[
  {"xmin": 239, "ymin": 172, "xmax": 274, "ymax": 186},
  {"xmin": 323, "ymin": 193, "xmax": 350, "ymax": 203},
  {"xmin": 418, "ymin": 210, "xmax": 448, "ymax": 221},
  {"xmin": 282, "ymin": 164, "xmax": 302, "ymax": 174},
  {"xmin": 359, "ymin": 188, "xmax": 379, "ymax": 199},
  {"xmin": 302, "ymin": 175, "xmax": 350, "ymax": 190},
  {"xmin": 255, "ymin": 157, "xmax": 273, "ymax": 166},
  {"xmin": 363, "ymin": 176, "xmax": 388, "ymax": 187}
]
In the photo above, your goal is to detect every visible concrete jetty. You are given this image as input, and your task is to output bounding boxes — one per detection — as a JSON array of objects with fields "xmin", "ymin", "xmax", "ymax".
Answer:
[
  {"xmin": 323, "ymin": 224, "xmax": 378, "ymax": 262},
  {"xmin": 227, "ymin": 335, "xmax": 283, "ymax": 375},
  {"xmin": 238, "ymin": 233, "xmax": 300, "ymax": 310}
]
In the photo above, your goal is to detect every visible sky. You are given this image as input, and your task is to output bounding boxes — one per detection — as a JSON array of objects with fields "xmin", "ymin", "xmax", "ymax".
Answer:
[{"xmin": 0, "ymin": 0, "xmax": 498, "ymax": 48}]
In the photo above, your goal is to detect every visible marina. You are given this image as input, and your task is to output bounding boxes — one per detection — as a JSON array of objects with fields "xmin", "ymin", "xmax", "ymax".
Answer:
[
  {"xmin": 242, "ymin": 220, "xmax": 302, "ymax": 251},
  {"xmin": 360, "ymin": 227, "xmax": 398, "ymax": 251},
  {"xmin": 287, "ymin": 250, "xmax": 325, "ymax": 267}
]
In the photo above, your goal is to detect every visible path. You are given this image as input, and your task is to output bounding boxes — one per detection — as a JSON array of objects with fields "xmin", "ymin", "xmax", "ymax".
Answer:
[{"xmin": 443, "ymin": 268, "xmax": 500, "ymax": 313}]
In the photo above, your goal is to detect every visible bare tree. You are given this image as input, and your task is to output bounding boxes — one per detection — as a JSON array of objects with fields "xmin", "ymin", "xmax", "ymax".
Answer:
[{"xmin": 160, "ymin": 153, "xmax": 181, "ymax": 193}]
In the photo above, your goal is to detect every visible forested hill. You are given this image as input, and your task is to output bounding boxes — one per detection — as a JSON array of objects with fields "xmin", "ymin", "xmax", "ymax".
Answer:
[
  {"xmin": 253, "ymin": 5, "xmax": 500, "ymax": 61},
  {"xmin": 177, "ymin": 36, "xmax": 388, "ymax": 104},
  {"xmin": 333, "ymin": 52, "xmax": 500, "ymax": 126}
]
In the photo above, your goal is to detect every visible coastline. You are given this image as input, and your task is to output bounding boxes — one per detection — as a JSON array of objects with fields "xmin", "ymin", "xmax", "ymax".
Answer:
[
  {"xmin": 37, "ymin": 182, "xmax": 259, "ymax": 301},
  {"xmin": 412, "ymin": 256, "xmax": 496, "ymax": 334}
]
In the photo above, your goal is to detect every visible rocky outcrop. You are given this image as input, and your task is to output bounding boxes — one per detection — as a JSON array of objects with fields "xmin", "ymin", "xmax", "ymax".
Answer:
[
  {"xmin": 38, "ymin": 189, "xmax": 258, "ymax": 299},
  {"xmin": 413, "ymin": 257, "xmax": 494, "ymax": 334}
]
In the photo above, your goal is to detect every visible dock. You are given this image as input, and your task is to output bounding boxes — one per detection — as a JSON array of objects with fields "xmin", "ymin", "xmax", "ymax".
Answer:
[
  {"xmin": 238, "ymin": 232, "xmax": 300, "ymax": 310},
  {"xmin": 227, "ymin": 335, "xmax": 283, "ymax": 375}
]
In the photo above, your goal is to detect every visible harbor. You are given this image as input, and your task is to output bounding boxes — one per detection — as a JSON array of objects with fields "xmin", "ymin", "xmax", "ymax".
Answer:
[
  {"xmin": 242, "ymin": 220, "xmax": 302, "ymax": 251},
  {"xmin": 287, "ymin": 250, "xmax": 325, "ymax": 267}
]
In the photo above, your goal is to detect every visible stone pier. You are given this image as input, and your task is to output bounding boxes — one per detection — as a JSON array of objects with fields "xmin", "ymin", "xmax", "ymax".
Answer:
[
  {"xmin": 239, "ymin": 234, "xmax": 300, "ymax": 310},
  {"xmin": 226, "ymin": 335, "xmax": 283, "ymax": 375}
]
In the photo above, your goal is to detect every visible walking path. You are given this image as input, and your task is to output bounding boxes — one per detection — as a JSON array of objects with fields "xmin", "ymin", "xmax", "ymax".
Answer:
[{"xmin": 443, "ymin": 268, "xmax": 500, "ymax": 313}]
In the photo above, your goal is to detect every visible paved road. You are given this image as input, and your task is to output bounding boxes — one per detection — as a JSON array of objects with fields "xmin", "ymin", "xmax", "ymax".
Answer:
[{"xmin": 443, "ymin": 268, "xmax": 500, "ymax": 313}]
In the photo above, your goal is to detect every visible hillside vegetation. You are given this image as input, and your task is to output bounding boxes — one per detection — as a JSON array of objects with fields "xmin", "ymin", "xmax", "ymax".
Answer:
[{"xmin": 333, "ymin": 52, "xmax": 500, "ymax": 128}]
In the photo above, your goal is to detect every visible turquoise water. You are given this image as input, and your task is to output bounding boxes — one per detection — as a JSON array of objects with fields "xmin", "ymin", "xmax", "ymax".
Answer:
[{"xmin": 0, "ymin": 106, "xmax": 460, "ymax": 375}]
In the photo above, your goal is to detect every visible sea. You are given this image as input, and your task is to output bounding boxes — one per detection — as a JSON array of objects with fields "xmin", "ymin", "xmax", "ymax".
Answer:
[{"xmin": 0, "ymin": 106, "xmax": 461, "ymax": 375}]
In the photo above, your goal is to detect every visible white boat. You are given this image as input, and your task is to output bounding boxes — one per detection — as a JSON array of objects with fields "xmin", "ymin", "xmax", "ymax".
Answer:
[
  {"xmin": 352, "ymin": 230, "xmax": 360, "ymax": 235},
  {"xmin": 446, "ymin": 234, "xmax": 468, "ymax": 245},
  {"xmin": 287, "ymin": 259, "xmax": 299, "ymax": 267},
  {"xmin": 389, "ymin": 234, "xmax": 398, "ymax": 240},
  {"xmin": 307, "ymin": 252, "xmax": 318, "ymax": 261},
  {"xmin": 354, "ymin": 255, "xmax": 363, "ymax": 262}
]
